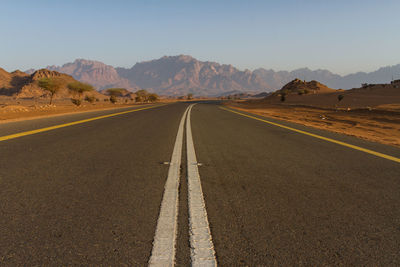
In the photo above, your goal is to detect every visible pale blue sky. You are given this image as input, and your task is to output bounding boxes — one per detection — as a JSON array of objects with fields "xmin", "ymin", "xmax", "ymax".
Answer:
[{"xmin": 1, "ymin": 0, "xmax": 399, "ymax": 74}]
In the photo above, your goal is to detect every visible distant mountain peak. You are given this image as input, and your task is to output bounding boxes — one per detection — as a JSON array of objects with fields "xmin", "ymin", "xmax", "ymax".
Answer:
[
  {"xmin": 71, "ymin": 58, "xmax": 108, "ymax": 67},
  {"xmin": 46, "ymin": 59, "xmax": 136, "ymax": 91},
  {"xmin": 174, "ymin": 54, "xmax": 194, "ymax": 61},
  {"xmin": 116, "ymin": 55, "xmax": 271, "ymax": 96}
]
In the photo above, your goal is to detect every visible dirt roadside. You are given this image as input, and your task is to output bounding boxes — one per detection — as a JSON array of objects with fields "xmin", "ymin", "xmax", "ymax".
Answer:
[
  {"xmin": 0, "ymin": 98, "xmax": 172, "ymax": 124},
  {"xmin": 227, "ymin": 101, "xmax": 400, "ymax": 148}
]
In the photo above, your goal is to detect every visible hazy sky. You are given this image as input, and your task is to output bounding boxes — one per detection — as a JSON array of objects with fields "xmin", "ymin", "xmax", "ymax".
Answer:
[{"xmin": 1, "ymin": 0, "xmax": 399, "ymax": 75}]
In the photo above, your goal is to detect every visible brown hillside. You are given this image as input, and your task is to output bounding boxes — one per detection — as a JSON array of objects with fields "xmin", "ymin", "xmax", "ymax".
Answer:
[
  {"xmin": 277, "ymin": 78, "xmax": 336, "ymax": 94},
  {"xmin": 18, "ymin": 69, "xmax": 75, "ymax": 98}
]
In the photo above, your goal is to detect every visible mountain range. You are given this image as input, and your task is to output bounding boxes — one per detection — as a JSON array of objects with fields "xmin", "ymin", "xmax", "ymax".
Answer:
[
  {"xmin": 24, "ymin": 55, "xmax": 400, "ymax": 96},
  {"xmin": 254, "ymin": 65, "xmax": 400, "ymax": 90}
]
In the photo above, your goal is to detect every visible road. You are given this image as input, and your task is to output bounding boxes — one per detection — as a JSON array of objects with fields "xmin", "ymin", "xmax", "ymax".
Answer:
[{"xmin": 0, "ymin": 102, "xmax": 399, "ymax": 266}]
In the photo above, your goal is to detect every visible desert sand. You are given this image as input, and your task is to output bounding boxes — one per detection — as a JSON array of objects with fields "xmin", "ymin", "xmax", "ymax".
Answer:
[{"xmin": 228, "ymin": 102, "xmax": 400, "ymax": 148}]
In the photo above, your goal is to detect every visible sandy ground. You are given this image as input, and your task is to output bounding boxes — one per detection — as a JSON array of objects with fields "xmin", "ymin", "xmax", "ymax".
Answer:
[
  {"xmin": 228, "ymin": 101, "xmax": 400, "ymax": 148},
  {"xmin": 0, "ymin": 97, "xmax": 172, "ymax": 123}
]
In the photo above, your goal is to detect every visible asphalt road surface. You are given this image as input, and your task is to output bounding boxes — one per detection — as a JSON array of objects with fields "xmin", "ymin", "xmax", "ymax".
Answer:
[{"xmin": 0, "ymin": 102, "xmax": 399, "ymax": 266}]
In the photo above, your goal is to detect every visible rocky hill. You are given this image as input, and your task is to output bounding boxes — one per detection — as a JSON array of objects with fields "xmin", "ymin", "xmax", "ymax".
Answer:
[
  {"xmin": 277, "ymin": 79, "xmax": 336, "ymax": 94},
  {"xmin": 0, "ymin": 68, "xmax": 31, "ymax": 96},
  {"xmin": 0, "ymin": 68, "xmax": 102, "ymax": 99},
  {"xmin": 262, "ymin": 79, "xmax": 400, "ymax": 110}
]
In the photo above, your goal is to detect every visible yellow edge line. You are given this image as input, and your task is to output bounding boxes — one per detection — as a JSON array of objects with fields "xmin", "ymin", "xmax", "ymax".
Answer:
[
  {"xmin": 0, "ymin": 105, "xmax": 164, "ymax": 142},
  {"xmin": 220, "ymin": 107, "xmax": 400, "ymax": 164}
]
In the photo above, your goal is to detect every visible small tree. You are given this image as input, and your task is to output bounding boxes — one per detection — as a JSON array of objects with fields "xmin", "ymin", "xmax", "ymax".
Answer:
[
  {"xmin": 338, "ymin": 94, "xmax": 344, "ymax": 102},
  {"xmin": 71, "ymin": 98, "xmax": 81, "ymax": 106},
  {"xmin": 148, "ymin": 93, "xmax": 159, "ymax": 102},
  {"xmin": 280, "ymin": 91, "xmax": 287, "ymax": 102},
  {"xmin": 67, "ymin": 81, "xmax": 94, "ymax": 101},
  {"xmin": 110, "ymin": 95, "xmax": 117, "ymax": 104},
  {"xmin": 135, "ymin": 95, "xmax": 143, "ymax": 102},
  {"xmin": 38, "ymin": 78, "xmax": 63, "ymax": 105},
  {"xmin": 135, "ymin": 89, "xmax": 149, "ymax": 102}
]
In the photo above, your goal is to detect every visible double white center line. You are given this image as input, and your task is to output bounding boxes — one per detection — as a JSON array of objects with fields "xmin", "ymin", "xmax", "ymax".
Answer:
[{"xmin": 149, "ymin": 104, "xmax": 217, "ymax": 266}]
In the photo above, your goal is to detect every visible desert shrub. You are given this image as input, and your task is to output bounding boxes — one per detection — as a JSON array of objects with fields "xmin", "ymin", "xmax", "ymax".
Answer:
[
  {"xmin": 85, "ymin": 95, "xmax": 96, "ymax": 103},
  {"xmin": 298, "ymin": 90, "xmax": 304, "ymax": 95},
  {"xmin": 280, "ymin": 90, "xmax": 287, "ymax": 102},
  {"xmin": 67, "ymin": 82, "xmax": 94, "ymax": 100},
  {"xmin": 71, "ymin": 98, "xmax": 81, "ymax": 106},
  {"xmin": 104, "ymin": 98, "xmax": 109, "ymax": 102},
  {"xmin": 338, "ymin": 94, "xmax": 344, "ymax": 101},
  {"xmin": 110, "ymin": 95, "xmax": 117, "ymax": 103},
  {"xmin": 304, "ymin": 89, "xmax": 310, "ymax": 94},
  {"xmin": 95, "ymin": 98, "xmax": 100, "ymax": 102}
]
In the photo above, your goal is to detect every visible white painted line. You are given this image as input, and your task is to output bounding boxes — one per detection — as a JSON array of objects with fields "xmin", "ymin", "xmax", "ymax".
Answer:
[
  {"xmin": 186, "ymin": 104, "xmax": 217, "ymax": 266},
  {"xmin": 149, "ymin": 105, "xmax": 190, "ymax": 267}
]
